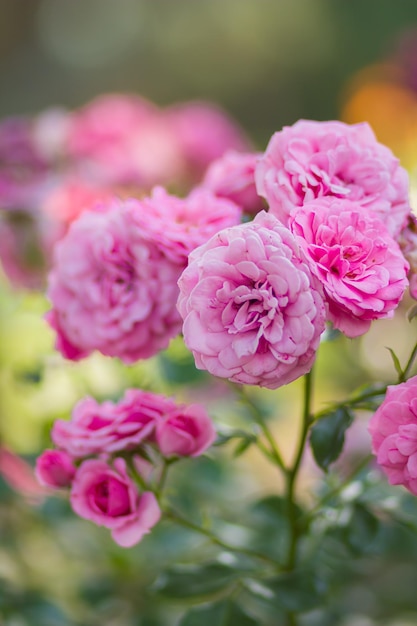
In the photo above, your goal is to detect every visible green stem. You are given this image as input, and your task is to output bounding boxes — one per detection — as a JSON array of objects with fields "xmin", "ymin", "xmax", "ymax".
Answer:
[
  {"xmin": 284, "ymin": 370, "xmax": 314, "ymax": 572},
  {"xmin": 313, "ymin": 384, "xmax": 387, "ymax": 422},
  {"xmin": 401, "ymin": 340, "xmax": 417, "ymax": 381},
  {"xmin": 233, "ymin": 385, "xmax": 287, "ymax": 473},
  {"xmin": 164, "ymin": 508, "xmax": 281, "ymax": 569}
]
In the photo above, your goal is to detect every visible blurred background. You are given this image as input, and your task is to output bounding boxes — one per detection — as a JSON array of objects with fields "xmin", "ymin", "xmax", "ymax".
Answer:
[{"xmin": 2, "ymin": 1, "xmax": 417, "ymax": 625}]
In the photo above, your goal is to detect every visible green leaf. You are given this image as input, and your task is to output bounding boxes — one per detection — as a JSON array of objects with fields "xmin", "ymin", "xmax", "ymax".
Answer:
[
  {"xmin": 249, "ymin": 569, "xmax": 324, "ymax": 613},
  {"xmin": 233, "ymin": 436, "xmax": 255, "ymax": 457},
  {"xmin": 214, "ymin": 429, "xmax": 256, "ymax": 447},
  {"xmin": 386, "ymin": 347, "xmax": 403, "ymax": 378},
  {"xmin": 178, "ymin": 600, "xmax": 258, "ymax": 626},
  {"xmin": 345, "ymin": 503, "xmax": 380, "ymax": 554},
  {"xmin": 310, "ymin": 407, "xmax": 353, "ymax": 472},
  {"xmin": 153, "ymin": 563, "xmax": 237, "ymax": 599}
]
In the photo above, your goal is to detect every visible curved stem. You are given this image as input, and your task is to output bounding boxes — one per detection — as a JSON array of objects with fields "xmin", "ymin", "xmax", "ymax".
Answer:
[
  {"xmin": 164, "ymin": 507, "xmax": 281, "ymax": 570},
  {"xmin": 233, "ymin": 385, "xmax": 287, "ymax": 473}
]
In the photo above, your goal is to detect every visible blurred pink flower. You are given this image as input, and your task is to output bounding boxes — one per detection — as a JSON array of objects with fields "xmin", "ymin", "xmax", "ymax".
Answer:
[
  {"xmin": 167, "ymin": 101, "xmax": 251, "ymax": 180},
  {"xmin": 0, "ymin": 117, "xmax": 50, "ymax": 211},
  {"xmin": 52, "ymin": 389, "xmax": 177, "ymax": 457},
  {"xmin": 0, "ymin": 209, "xmax": 61, "ymax": 290},
  {"xmin": 177, "ymin": 211, "xmax": 326, "ymax": 389},
  {"xmin": 35, "ymin": 449, "xmax": 76, "ymax": 488},
  {"xmin": 290, "ymin": 198, "xmax": 409, "ymax": 337},
  {"xmin": 156, "ymin": 403, "xmax": 216, "ymax": 457},
  {"xmin": 0, "ymin": 447, "xmax": 46, "ymax": 502},
  {"xmin": 70, "ymin": 458, "xmax": 160, "ymax": 547},
  {"xmin": 201, "ymin": 150, "xmax": 265, "ymax": 215},
  {"xmin": 46, "ymin": 199, "xmax": 183, "ymax": 363},
  {"xmin": 369, "ymin": 376, "xmax": 417, "ymax": 495},
  {"xmin": 67, "ymin": 94, "xmax": 183, "ymax": 188},
  {"xmin": 256, "ymin": 119, "xmax": 410, "ymax": 237},
  {"xmin": 42, "ymin": 178, "xmax": 114, "ymax": 226},
  {"xmin": 131, "ymin": 186, "xmax": 242, "ymax": 264}
]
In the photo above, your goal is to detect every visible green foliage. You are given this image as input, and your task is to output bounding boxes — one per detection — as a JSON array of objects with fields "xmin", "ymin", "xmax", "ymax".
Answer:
[
  {"xmin": 178, "ymin": 599, "xmax": 258, "ymax": 626},
  {"xmin": 310, "ymin": 407, "xmax": 353, "ymax": 472},
  {"xmin": 154, "ymin": 563, "xmax": 238, "ymax": 600}
]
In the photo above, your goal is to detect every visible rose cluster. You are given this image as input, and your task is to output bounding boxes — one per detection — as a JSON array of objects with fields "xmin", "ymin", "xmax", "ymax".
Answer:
[
  {"xmin": 36, "ymin": 389, "xmax": 216, "ymax": 547},
  {"xmin": 39, "ymin": 115, "xmax": 417, "ymax": 514},
  {"xmin": 0, "ymin": 93, "xmax": 252, "ymax": 289}
]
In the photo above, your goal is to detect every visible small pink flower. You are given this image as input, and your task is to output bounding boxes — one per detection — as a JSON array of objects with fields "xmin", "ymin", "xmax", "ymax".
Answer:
[
  {"xmin": 255, "ymin": 119, "xmax": 410, "ymax": 237},
  {"xmin": 130, "ymin": 186, "xmax": 242, "ymax": 264},
  {"xmin": 52, "ymin": 390, "xmax": 177, "ymax": 458},
  {"xmin": 177, "ymin": 211, "xmax": 326, "ymax": 389},
  {"xmin": 46, "ymin": 199, "xmax": 183, "ymax": 363},
  {"xmin": 156, "ymin": 404, "xmax": 216, "ymax": 457},
  {"xmin": 167, "ymin": 101, "xmax": 251, "ymax": 180},
  {"xmin": 289, "ymin": 198, "xmax": 409, "ymax": 337},
  {"xmin": 70, "ymin": 458, "xmax": 160, "ymax": 547},
  {"xmin": 369, "ymin": 376, "xmax": 417, "ymax": 495},
  {"xmin": 201, "ymin": 150, "xmax": 265, "ymax": 215},
  {"xmin": 35, "ymin": 449, "xmax": 76, "ymax": 488}
]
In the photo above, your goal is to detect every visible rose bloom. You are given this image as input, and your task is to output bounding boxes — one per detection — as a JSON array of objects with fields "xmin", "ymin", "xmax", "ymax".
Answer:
[
  {"xmin": 70, "ymin": 458, "xmax": 161, "ymax": 547},
  {"xmin": 52, "ymin": 389, "xmax": 178, "ymax": 458},
  {"xmin": 167, "ymin": 101, "xmax": 251, "ymax": 180},
  {"xmin": 177, "ymin": 211, "xmax": 326, "ymax": 389},
  {"xmin": 255, "ymin": 119, "xmax": 410, "ymax": 237},
  {"xmin": 46, "ymin": 199, "xmax": 183, "ymax": 362},
  {"xmin": 289, "ymin": 198, "xmax": 409, "ymax": 338},
  {"xmin": 201, "ymin": 150, "xmax": 265, "ymax": 215},
  {"xmin": 156, "ymin": 403, "xmax": 216, "ymax": 457},
  {"xmin": 398, "ymin": 213, "xmax": 417, "ymax": 300},
  {"xmin": 369, "ymin": 376, "xmax": 417, "ymax": 496},
  {"xmin": 35, "ymin": 449, "xmax": 76, "ymax": 488},
  {"xmin": 130, "ymin": 186, "xmax": 242, "ymax": 264},
  {"xmin": 67, "ymin": 94, "xmax": 183, "ymax": 188},
  {"xmin": 42, "ymin": 178, "xmax": 114, "ymax": 227}
]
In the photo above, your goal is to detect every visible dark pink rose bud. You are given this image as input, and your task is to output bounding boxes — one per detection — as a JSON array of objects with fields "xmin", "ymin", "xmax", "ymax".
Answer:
[
  {"xmin": 35, "ymin": 449, "xmax": 76, "ymax": 488},
  {"xmin": 156, "ymin": 404, "xmax": 216, "ymax": 457}
]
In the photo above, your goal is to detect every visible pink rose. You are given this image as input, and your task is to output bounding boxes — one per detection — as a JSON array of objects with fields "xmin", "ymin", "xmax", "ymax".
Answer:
[
  {"xmin": 369, "ymin": 376, "xmax": 417, "ymax": 496},
  {"xmin": 156, "ymin": 404, "xmax": 216, "ymax": 457},
  {"xmin": 177, "ymin": 211, "xmax": 326, "ymax": 389},
  {"xmin": 130, "ymin": 186, "xmax": 242, "ymax": 264},
  {"xmin": 201, "ymin": 150, "xmax": 265, "ymax": 215},
  {"xmin": 67, "ymin": 94, "xmax": 183, "ymax": 188},
  {"xmin": 70, "ymin": 458, "xmax": 160, "ymax": 547},
  {"xmin": 42, "ymin": 178, "xmax": 114, "ymax": 227},
  {"xmin": 255, "ymin": 119, "xmax": 410, "ymax": 237},
  {"xmin": 52, "ymin": 389, "xmax": 177, "ymax": 458},
  {"xmin": 167, "ymin": 101, "xmax": 251, "ymax": 180},
  {"xmin": 35, "ymin": 449, "xmax": 76, "ymax": 488},
  {"xmin": 46, "ymin": 199, "xmax": 183, "ymax": 363},
  {"xmin": 398, "ymin": 214, "xmax": 417, "ymax": 300},
  {"xmin": 289, "ymin": 198, "xmax": 409, "ymax": 338}
]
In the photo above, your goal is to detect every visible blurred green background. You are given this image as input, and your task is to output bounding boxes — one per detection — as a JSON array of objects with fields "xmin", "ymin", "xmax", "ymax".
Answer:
[{"xmin": 3, "ymin": 2, "xmax": 417, "ymax": 625}]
